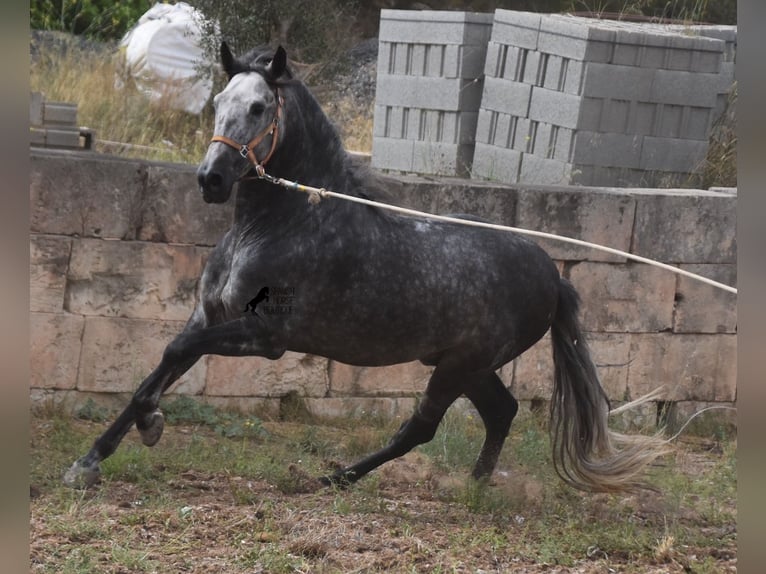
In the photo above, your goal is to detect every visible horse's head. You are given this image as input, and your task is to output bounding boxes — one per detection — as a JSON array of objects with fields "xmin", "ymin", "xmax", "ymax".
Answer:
[{"xmin": 197, "ymin": 43, "xmax": 288, "ymax": 203}]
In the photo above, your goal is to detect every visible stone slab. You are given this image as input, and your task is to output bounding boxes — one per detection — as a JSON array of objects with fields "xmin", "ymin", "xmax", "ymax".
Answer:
[
  {"xmin": 630, "ymin": 189, "xmax": 736, "ymax": 263},
  {"xmin": 568, "ymin": 262, "xmax": 676, "ymax": 332},
  {"xmin": 65, "ymin": 238, "xmax": 205, "ymax": 321},
  {"xmin": 76, "ymin": 316, "xmax": 206, "ymax": 394},
  {"xmin": 627, "ymin": 333, "xmax": 736, "ymax": 402},
  {"xmin": 30, "ymin": 235, "xmax": 72, "ymax": 313},
  {"xmin": 515, "ymin": 187, "xmax": 635, "ymax": 262},
  {"xmin": 303, "ymin": 397, "xmax": 417, "ymax": 421},
  {"xmin": 205, "ymin": 353, "xmax": 328, "ymax": 398},
  {"xmin": 673, "ymin": 264, "xmax": 737, "ymax": 333},
  {"xmin": 30, "ymin": 312, "xmax": 85, "ymax": 390},
  {"xmin": 328, "ymin": 361, "xmax": 433, "ymax": 397}
]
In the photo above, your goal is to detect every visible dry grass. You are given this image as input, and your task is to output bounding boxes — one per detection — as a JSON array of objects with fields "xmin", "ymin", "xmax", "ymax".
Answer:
[
  {"xmin": 30, "ymin": 404, "xmax": 737, "ymax": 573},
  {"xmin": 30, "ymin": 34, "xmax": 373, "ymax": 163}
]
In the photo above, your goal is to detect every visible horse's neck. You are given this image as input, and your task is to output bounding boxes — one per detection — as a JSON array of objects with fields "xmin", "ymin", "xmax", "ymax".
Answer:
[{"xmin": 275, "ymin": 89, "xmax": 349, "ymax": 186}]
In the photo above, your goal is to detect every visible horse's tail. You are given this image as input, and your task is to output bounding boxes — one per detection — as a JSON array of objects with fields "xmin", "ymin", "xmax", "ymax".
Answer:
[{"xmin": 549, "ymin": 277, "xmax": 669, "ymax": 492}]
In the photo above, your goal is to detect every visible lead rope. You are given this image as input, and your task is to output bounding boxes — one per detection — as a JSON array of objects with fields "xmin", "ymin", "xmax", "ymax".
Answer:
[{"xmin": 254, "ymin": 169, "xmax": 737, "ymax": 295}]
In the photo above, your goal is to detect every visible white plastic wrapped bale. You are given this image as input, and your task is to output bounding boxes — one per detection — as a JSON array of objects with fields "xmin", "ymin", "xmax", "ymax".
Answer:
[{"xmin": 119, "ymin": 2, "xmax": 215, "ymax": 114}]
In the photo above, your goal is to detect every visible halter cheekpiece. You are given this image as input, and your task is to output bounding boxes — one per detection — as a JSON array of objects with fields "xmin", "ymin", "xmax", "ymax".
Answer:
[{"xmin": 210, "ymin": 87, "xmax": 284, "ymax": 176}]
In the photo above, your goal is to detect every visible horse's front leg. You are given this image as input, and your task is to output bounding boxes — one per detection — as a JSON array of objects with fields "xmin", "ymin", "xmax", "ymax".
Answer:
[{"xmin": 63, "ymin": 316, "xmax": 282, "ymax": 488}]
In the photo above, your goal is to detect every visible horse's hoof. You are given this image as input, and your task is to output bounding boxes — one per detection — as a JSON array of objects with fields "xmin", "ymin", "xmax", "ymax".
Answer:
[
  {"xmin": 137, "ymin": 409, "xmax": 165, "ymax": 447},
  {"xmin": 317, "ymin": 472, "xmax": 353, "ymax": 490},
  {"xmin": 63, "ymin": 459, "xmax": 101, "ymax": 489}
]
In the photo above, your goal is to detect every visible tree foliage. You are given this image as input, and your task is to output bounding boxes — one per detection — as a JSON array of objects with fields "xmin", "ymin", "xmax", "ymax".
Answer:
[{"xmin": 30, "ymin": 0, "xmax": 151, "ymax": 40}]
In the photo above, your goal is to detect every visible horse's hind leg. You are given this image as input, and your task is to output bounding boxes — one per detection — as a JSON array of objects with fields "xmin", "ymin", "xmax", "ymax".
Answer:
[
  {"xmin": 321, "ymin": 362, "xmax": 468, "ymax": 487},
  {"xmin": 463, "ymin": 372, "xmax": 518, "ymax": 480}
]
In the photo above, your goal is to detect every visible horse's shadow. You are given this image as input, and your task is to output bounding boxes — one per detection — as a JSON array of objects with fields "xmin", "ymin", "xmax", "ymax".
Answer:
[{"xmin": 243, "ymin": 286, "xmax": 269, "ymax": 315}]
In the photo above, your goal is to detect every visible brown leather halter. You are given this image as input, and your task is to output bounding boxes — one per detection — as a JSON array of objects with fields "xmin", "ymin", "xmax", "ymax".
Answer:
[{"xmin": 210, "ymin": 88, "xmax": 284, "ymax": 176}]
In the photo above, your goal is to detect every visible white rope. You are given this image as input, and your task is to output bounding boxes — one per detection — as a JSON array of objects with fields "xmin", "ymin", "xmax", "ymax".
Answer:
[{"xmin": 259, "ymin": 172, "xmax": 738, "ymax": 295}]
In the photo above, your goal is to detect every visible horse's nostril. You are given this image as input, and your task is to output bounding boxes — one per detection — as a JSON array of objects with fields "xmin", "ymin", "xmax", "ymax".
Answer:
[{"xmin": 198, "ymin": 170, "xmax": 223, "ymax": 189}]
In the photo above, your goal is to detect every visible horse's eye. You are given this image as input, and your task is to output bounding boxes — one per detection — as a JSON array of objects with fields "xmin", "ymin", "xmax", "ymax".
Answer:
[{"xmin": 249, "ymin": 102, "xmax": 265, "ymax": 116}]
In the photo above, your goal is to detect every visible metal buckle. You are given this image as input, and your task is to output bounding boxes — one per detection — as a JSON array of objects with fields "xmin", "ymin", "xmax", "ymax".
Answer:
[{"xmin": 239, "ymin": 145, "xmax": 250, "ymax": 159}]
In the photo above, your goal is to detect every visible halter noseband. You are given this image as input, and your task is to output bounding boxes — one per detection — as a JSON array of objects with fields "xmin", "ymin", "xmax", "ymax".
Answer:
[{"xmin": 210, "ymin": 88, "xmax": 284, "ymax": 176}]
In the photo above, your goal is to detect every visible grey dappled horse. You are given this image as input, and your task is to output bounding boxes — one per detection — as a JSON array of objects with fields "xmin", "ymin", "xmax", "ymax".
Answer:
[{"xmin": 65, "ymin": 45, "xmax": 665, "ymax": 493}]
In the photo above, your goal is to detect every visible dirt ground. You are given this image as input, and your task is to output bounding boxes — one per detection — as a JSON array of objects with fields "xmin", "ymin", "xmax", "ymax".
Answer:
[{"xmin": 29, "ymin": 418, "xmax": 736, "ymax": 573}]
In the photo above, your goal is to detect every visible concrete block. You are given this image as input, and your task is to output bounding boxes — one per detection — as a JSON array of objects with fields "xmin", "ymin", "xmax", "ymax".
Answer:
[
  {"xmin": 30, "ymin": 235, "xmax": 72, "ymax": 313},
  {"xmin": 542, "ymin": 54, "xmax": 564, "ymax": 90},
  {"xmin": 30, "ymin": 91, "xmax": 44, "ymax": 125},
  {"xmin": 30, "ymin": 312, "xmax": 85, "ymax": 390},
  {"xmin": 528, "ymin": 86, "xmax": 582, "ymax": 129},
  {"xmin": 43, "ymin": 102, "xmax": 77, "ymax": 125},
  {"xmin": 205, "ymin": 353, "xmax": 328, "ymax": 397},
  {"xmin": 518, "ymin": 153, "xmax": 571, "ymax": 186},
  {"xmin": 480, "ymin": 76, "xmax": 531, "ymax": 117},
  {"xmin": 508, "ymin": 118, "xmax": 534, "ymax": 153},
  {"xmin": 45, "ymin": 128, "xmax": 81, "ymax": 148},
  {"xmin": 515, "ymin": 187, "xmax": 635, "ymax": 262},
  {"xmin": 611, "ymin": 33, "xmax": 642, "ymax": 67},
  {"xmin": 630, "ymin": 189, "xmax": 736, "ymax": 263},
  {"xmin": 577, "ymin": 96, "xmax": 604, "ymax": 132},
  {"xmin": 375, "ymin": 76, "xmax": 482, "ymax": 111},
  {"xmin": 484, "ymin": 41, "xmax": 501, "ymax": 76},
  {"xmin": 641, "ymin": 44, "xmax": 668, "ymax": 69},
  {"xmin": 562, "ymin": 59, "xmax": 585, "ymax": 94},
  {"xmin": 522, "ymin": 50, "xmax": 541, "ymax": 85},
  {"xmin": 328, "ymin": 361, "xmax": 433, "ymax": 396},
  {"xmin": 371, "ymin": 137, "xmax": 414, "ymax": 172},
  {"xmin": 537, "ymin": 16, "xmax": 615, "ymax": 62},
  {"xmin": 673, "ymin": 264, "xmax": 737, "ymax": 333},
  {"xmin": 76, "ymin": 316, "xmax": 206, "ymax": 394},
  {"xmin": 640, "ymin": 136, "xmax": 708, "ymax": 172},
  {"xmin": 471, "ymin": 142, "xmax": 522, "ymax": 183},
  {"xmin": 572, "ymin": 132, "xmax": 642, "ymax": 169},
  {"xmin": 689, "ymin": 48, "xmax": 723, "ymax": 74},
  {"xmin": 657, "ymin": 104, "xmax": 685, "ymax": 138},
  {"xmin": 582, "ymin": 62, "xmax": 655, "ymax": 101},
  {"xmin": 411, "ymin": 141, "xmax": 473, "ymax": 176},
  {"xmin": 627, "ymin": 333, "xmax": 736, "ymax": 401},
  {"xmin": 65, "ymin": 238, "xmax": 205, "ymax": 321},
  {"xmin": 600, "ymin": 99, "xmax": 632, "ymax": 134},
  {"xmin": 29, "ymin": 127, "xmax": 46, "ymax": 146},
  {"xmin": 630, "ymin": 101, "xmax": 659, "ymax": 136},
  {"xmin": 379, "ymin": 10, "xmax": 493, "ymax": 45},
  {"xmin": 569, "ymin": 262, "xmax": 676, "ymax": 332},
  {"xmin": 491, "ymin": 10, "xmax": 541, "ymax": 49},
  {"xmin": 650, "ymin": 69, "xmax": 720, "ymax": 107}
]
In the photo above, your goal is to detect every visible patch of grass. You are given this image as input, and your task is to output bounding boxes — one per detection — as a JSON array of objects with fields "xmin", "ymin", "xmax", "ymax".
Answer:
[
  {"xmin": 161, "ymin": 395, "xmax": 268, "ymax": 439},
  {"xmin": 417, "ymin": 408, "xmax": 485, "ymax": 472},
  {"xmin": 31, "ymin": 37, "xmax": 212, "ymax": 164}
]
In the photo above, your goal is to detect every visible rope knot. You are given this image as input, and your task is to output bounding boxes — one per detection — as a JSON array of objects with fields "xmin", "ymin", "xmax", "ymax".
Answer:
[{"xmin": 307, "ymin": 188, "xmax": 327, "ymax": 205}]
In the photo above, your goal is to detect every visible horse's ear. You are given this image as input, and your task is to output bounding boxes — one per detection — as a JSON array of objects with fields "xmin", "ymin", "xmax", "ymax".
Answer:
[
  {"xmin": 266, "ymin": 46, "xmax": 287, "ymax": 80},
  {"xmin": 220, "ymin": 41, "xmax": 236, "ymax": 78}
]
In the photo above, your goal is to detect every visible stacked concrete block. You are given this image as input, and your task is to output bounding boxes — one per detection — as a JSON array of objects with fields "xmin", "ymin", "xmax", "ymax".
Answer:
[
  {"xmin": 371, "ymin": 10, "xmax": 493, "ymax": 176},
  {"xmin": 472, "ymin": 11, "xmax": 732, "ymax": 187},
  {"xmin": 30, "ymin": 91, "xmax": 94, "ymax": 149}
]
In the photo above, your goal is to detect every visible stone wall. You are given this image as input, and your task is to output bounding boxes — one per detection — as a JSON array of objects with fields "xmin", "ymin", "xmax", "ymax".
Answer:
[{"xmin": 29, "ymin": 148, "xmax": 736, "ymax": 427}]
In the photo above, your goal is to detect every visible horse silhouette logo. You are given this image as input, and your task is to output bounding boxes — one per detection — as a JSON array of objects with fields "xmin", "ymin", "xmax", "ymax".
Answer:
[{"xmin": 243, "ymin": 286, "xmax": 270, "ymax": 315}]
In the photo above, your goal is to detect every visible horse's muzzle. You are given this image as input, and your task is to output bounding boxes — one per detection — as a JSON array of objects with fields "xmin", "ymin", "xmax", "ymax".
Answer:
[{"xmin": 196, "ymin": 164, "xmax": 232, "ymax": 204}]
